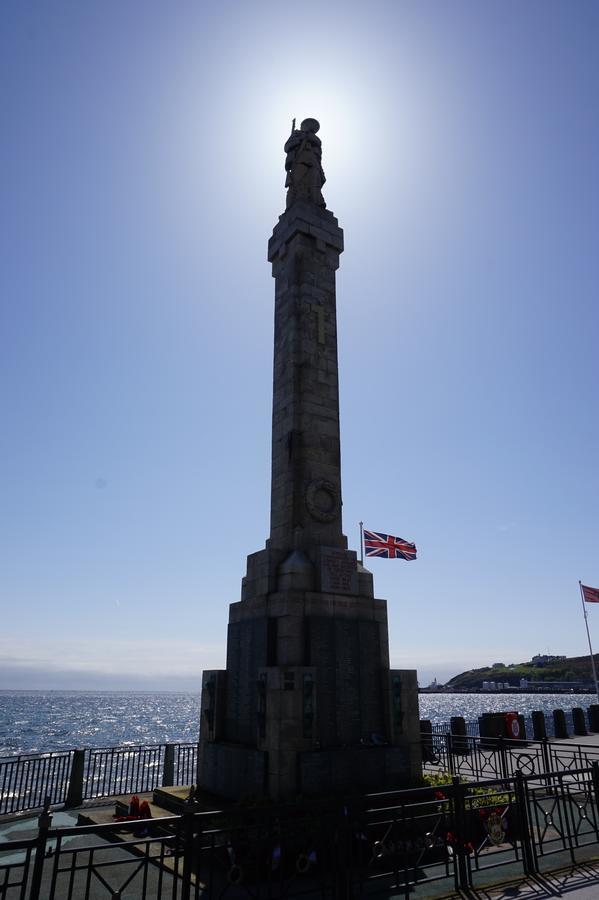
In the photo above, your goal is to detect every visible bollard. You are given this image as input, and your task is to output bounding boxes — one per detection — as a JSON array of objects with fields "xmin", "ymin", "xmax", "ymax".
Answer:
[
  {"xmin": 420, "ymin": 719, "xmax": 434, "ymax": 759},
  {"xmin": 588, "ymin": 704, "xmax": 599, "ymax": 733},
  {"xmin": 479, "ymin": 713, "xmax": 505, "ymax": 748},
  {"xmin": 572, "ymin": 707, "xmax": 587, "ymax": 736},
  {"xmin": 553, "ymin": 708, "xmax": 569, "ymax": 739},
  {"xmin": 517, "ymin": 714, "xmax": 527, "ymax": 741},
  {"xmin": 531, "ymin": 711, "xmax": 547, "ymax": 740},
  {"xmin": 450, "ymin": 716, "xmax": 469, "ymax": 754}
]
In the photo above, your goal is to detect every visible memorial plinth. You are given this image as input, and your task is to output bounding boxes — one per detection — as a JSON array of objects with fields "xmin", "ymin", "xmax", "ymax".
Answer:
[{"xmin": 198, "ymin": 120, "xmax": 421, "ymax": 800}]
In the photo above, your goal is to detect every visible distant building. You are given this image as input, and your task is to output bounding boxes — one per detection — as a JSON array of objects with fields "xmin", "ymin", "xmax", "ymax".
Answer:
[
  {"xmin": 532, "ymin": 654, "xmax": 567, "ymax": 667},
  {"xmin": 528, "ymin": 680, "xmax": 593, "ymax": 691}
]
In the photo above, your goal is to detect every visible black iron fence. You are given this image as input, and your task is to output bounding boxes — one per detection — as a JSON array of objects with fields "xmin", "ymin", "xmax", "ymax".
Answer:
[
  {"xmin": 0, "ymin": 743, "xmax": 198, "ymax": 816},
  {"xmin": 422, "ymin": 730, "xmax": 599, "ymax": 783},
  {"xmin": 0, "ymin": 752, "xmax": 74, "ymax": 817},
  {"xmin": 3, "ymin": 763, "xmax": 599, "ymax": 899}
]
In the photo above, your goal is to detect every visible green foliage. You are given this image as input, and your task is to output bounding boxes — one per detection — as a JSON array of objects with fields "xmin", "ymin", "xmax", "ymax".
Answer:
[
  {"xmin": 467, "ymin": 784, "xmax": 510, "ymax": 809},
  {"xmin": 445, "ymin": 653, "xmax": 599, "ymax": 689},
  {"xmin": 422, "ymin": 771, "xmax": 454, "ymax": 787},
  {"xmin": 422, "ymin": 772, "xmax": 510, "ymax": 807}
]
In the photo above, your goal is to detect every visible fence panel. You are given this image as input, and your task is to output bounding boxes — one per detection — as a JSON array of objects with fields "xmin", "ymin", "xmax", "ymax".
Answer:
[
  {"xmin": 526, "ymin": 767, "xmax": 599, "ymax": 870},
  {"xmin": 83, "ymin": 744, "xmax": 165, "ymax": 799},
  {"xmin": 174, "ymin": 743, "xmax": 198, "ymax": 787},
  {"xmin": 0, "ymin": 752, "xmax": 73, "ymax": 815},
  {"xmin": 423, "ymin": 732, "xmax": 599, "ymax": 784},
  {"xmin": 0, "ymin": 742, "xmax": 201, "ymax": 815},
  {"xmin": 352, "ymin": 791, "xmax": 457, "ymax": 895}
]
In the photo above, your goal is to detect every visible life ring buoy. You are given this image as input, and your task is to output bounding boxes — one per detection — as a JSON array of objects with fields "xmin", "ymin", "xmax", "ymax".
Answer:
[{"xmin": 505, "ymin": 712, "xmax": 520, "ymax": 739}]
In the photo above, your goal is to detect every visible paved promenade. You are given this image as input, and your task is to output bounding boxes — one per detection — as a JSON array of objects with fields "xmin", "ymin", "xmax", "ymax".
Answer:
[
  {"xmin": 453, "ymin": 862, "xmax": 599, "ymax": 899},
  {"xmin": 551, "ymin": 731, "xmax": 599, "ymax": 748}
]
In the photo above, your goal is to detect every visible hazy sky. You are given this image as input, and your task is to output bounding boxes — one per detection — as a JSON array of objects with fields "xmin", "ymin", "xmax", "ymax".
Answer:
[{"xmin": 1, "ymin": 0, "xmax": 598, "ymax": 690}]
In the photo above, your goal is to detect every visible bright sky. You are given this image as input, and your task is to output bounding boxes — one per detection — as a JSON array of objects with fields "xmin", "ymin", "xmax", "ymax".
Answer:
[{"xmin": 1, "ymin": 0, "xmax": 598, "ymax": 690}]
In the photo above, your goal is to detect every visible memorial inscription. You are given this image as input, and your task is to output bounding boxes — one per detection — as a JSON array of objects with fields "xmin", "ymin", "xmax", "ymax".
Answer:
[{"xmin": 320, "ymin": 547, "xmax": 358, "ymax": 594}]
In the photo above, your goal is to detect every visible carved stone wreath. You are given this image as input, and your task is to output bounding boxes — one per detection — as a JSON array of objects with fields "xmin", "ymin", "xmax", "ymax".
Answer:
[{"xmin": 305, "ymin": 479, "xmax": 340, "ymax": 523}]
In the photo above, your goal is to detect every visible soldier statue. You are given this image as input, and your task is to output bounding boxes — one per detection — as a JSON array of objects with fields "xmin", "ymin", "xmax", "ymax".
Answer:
[{"xmin": 284, "ymin": 118, "xmax": 326, "ymax": 209}]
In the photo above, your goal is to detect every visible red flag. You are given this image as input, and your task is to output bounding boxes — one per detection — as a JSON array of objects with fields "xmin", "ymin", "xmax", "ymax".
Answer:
[{"xmin": 581, "ymin": 584, "xmax": 599, "ymax": 603}]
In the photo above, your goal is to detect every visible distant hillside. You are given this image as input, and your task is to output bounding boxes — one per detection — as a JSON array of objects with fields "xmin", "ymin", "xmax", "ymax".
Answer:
[{"xmin": 446, "ymin": 654, "xmax": 599, "ymax": 690}]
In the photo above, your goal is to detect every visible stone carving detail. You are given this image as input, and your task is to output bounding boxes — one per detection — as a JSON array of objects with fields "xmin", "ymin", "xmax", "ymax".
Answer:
[
  {"xmin": 305, "ymin": 478, "xmax": 339, "ymax": 523},
  {"xmin": 284, "ymin": 118, "xmax": 326, "ymax": 210}
]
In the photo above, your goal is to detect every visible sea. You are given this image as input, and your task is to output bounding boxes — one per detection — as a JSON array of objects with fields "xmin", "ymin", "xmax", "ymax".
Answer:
[{"xmin": 1, "ymin": 690, "xmax": 596, "ymax": 757}]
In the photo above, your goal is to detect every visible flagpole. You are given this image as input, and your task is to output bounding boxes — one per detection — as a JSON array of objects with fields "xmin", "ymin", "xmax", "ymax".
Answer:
[
  {"xmin": 579, "ymin": 580, "xmax": 599, "ymax": 703},
  {"xmin": 359, "ymin": 521, "xmax": 364, "ymax": 566}
]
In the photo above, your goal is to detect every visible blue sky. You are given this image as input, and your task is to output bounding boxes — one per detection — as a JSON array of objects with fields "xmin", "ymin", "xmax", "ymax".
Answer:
[{"xmin": 1, "ymin": 0, "xmax": 598, "ymax": 690}]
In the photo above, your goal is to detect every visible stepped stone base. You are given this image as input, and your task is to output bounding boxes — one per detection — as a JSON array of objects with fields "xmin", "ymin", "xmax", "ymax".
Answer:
[{"xmin": 199, "ymin": 740, "xmax": 420, "ymax": 800}]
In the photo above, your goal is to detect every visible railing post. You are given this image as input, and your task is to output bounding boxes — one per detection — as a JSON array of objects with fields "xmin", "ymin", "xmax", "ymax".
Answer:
[
  {"xmin": 180, "ymin": 795, "xmax": 198, "ymax": 900},
  {"xmin": 451, "ymin": 776, "xmax": 470, "ymax": 891},
  {"xmin": 514, "ymin": 769, "xmax": 537, "ymax": 876},
  {"xmin": 591, "ymin": 761, "xmax": 599, "ymax": 811},
  {"xmin": 498, "ymin": 736, "xmax": 509, "ymax": 780},
  {"xmin": 541, "ymin": 737, "xmax": 553, "ymax": 791},
  {"xmin": 335, "ymin": 805, "xmax": 351, "ymax": 900},
  {"xmin": 447, "ymin": 732, "xmax": 455, "ymax": 776},
  {"xmin": 162, "ymin": 743, "xmax": 175, "ymax": 787},
  {"xmin": 65, "ymin": 749, "xmax": 85, "ymax": 808},
  {"xmin": 28, "ymin": 797, "xmax": 52, "ymax": 900}
]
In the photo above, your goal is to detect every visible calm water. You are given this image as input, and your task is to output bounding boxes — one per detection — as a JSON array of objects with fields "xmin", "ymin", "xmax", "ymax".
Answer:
[{"xmin": 1, "ymin": 690, "xmax": 595, "ymax": 757}]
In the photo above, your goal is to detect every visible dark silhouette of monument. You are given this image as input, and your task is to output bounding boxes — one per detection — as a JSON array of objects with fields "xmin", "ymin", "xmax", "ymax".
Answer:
[{"xmin": 198, "ymin": 119, "xmax": 421, "ymax": 799}]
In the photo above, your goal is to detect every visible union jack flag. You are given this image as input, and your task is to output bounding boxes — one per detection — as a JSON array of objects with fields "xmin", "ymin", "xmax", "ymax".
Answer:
[
  {"xmin": 582, "ymin": 583, "xmax": 599, "ymax": 603},
  {"xmin": 363, "ymin": 530, "xmax": 417, "ymax": 560}
]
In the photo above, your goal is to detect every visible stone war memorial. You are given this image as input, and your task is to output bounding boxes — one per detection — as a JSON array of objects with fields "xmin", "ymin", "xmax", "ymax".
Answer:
[{"xmin": 198, "ymin": 119, "xmax": 421, "ymax": 800}]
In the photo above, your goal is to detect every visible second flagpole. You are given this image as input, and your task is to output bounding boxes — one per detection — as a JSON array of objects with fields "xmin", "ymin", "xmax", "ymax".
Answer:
[
  {"xmin": 359, "ymin": 521, "xmax": 364, "ymax": 565},
  {"xmin": 579, "ymin": 580, "xmax": 599, "ymax": 703}
]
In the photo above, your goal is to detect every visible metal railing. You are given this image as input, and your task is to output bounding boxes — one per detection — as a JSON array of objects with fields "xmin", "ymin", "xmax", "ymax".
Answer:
[
  {"xmin": 422, "ymin": 730, "xmax": 599, "ymax": 782},
  {"xmin": 84, "ymin": 744, "xmax": 166, "ymax": 799},
  {"xmin": 4, "ymin": 762, "xmax": 599, "ymax": 899},
  {"xmin": 0, "ymin": 742, "xmax": 198, "ymax": 816},
  {"xmin": 0, "ymin": 751, "xmax": 74, "ymax": 816}
]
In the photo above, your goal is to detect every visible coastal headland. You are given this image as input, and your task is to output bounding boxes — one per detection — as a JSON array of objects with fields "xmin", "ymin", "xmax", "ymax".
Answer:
[{"xmin": 427, "ymin": 653, "xmax": 599, "ymax": 692}]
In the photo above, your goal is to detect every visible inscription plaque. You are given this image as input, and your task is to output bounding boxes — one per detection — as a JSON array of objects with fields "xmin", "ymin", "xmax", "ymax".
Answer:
[{"xmin": 320, "ymin": 547, "xmax": 358, "ymax": 594}]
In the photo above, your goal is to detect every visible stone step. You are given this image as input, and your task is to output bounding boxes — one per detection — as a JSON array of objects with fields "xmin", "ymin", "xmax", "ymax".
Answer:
[
  {"xmin": 151, "ymin": 785, "xmax": 195, "ymax": 815},
  {"xmin": 152, "ymin": 785, "xmax": 226, "ymax": 816}
]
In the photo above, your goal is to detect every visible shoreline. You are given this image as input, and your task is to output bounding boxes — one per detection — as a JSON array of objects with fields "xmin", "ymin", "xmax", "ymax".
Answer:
[{"xmin": 419, "ymin": 688, "xmax": 598, "ymax": 695}]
